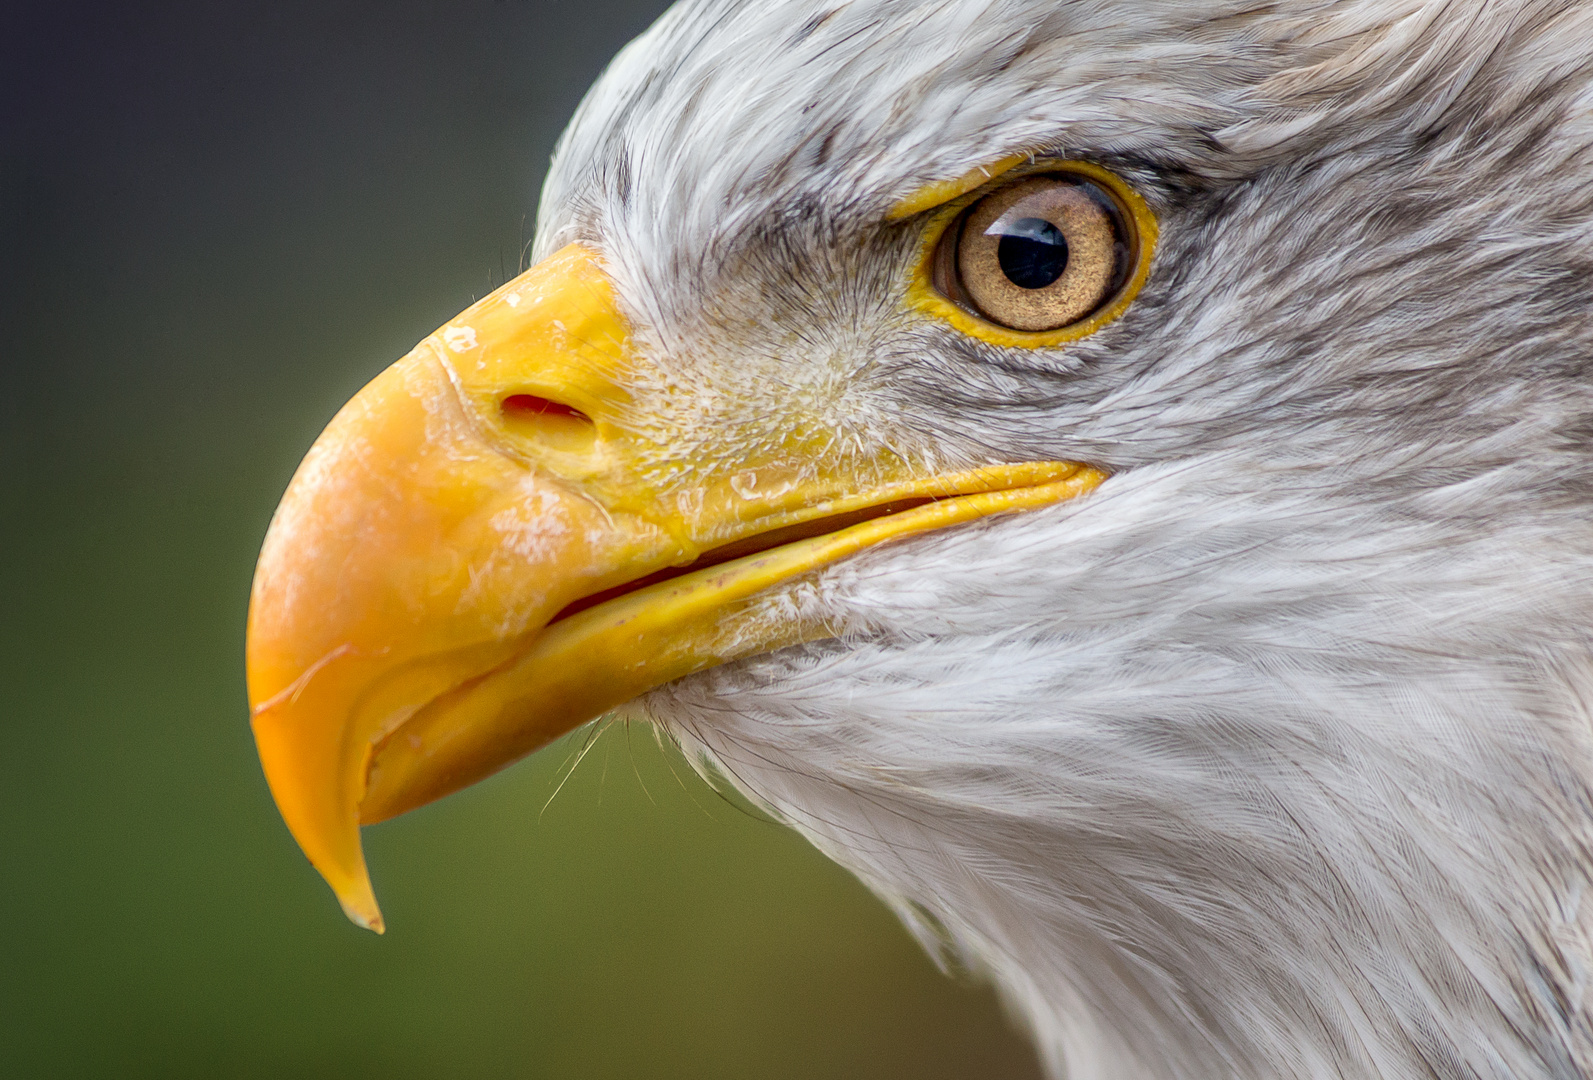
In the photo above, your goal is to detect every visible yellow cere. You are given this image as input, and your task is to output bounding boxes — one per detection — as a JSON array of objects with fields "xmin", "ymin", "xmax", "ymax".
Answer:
[{"xmin": 247, "ymin": 241, "xmax": 1108, "ymax": 931}]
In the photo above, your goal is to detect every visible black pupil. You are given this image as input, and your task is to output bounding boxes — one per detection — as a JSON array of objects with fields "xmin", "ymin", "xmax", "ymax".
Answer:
[{"xmin": 995, "ymin": 217, "xmax": 1068, "ymax": 289}]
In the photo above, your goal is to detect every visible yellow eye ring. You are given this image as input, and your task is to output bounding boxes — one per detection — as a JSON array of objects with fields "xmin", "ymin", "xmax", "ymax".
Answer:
[{"xmin": 905, "ymin": 159, "xmax": 1158, "ymax": 348}]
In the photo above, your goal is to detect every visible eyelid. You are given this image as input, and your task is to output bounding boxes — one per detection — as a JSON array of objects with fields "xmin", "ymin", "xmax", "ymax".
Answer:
[
  {"xmin": 886, "ymin": 153, "xmax": 1031, "ymax": 221},
  {"xmin": 904, "ymin": 159, "xmax": 1159, "ymax": 349}
]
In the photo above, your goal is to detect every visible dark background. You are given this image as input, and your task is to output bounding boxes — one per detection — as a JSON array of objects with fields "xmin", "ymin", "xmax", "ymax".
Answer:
[{"xmin": 0, "ymin": 2, "xmax": 1041, "ymax": 1076}]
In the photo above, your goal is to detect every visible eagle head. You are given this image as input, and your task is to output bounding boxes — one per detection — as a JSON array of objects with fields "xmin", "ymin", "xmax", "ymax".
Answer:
[{"xmin": 245, "ymin": 2, "xmax": 1593, "ymax": 1076}]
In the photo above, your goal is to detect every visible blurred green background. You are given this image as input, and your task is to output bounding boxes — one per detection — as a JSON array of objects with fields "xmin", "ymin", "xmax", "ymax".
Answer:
[{"xmin": 0, "ymin": 2, "xmax": 1040, "ymax": 1076}]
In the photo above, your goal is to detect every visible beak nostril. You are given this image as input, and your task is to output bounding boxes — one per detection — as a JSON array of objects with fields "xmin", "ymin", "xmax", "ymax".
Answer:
[{"xmin": 501, "ymin": 394, "xmax": 592, "ymax": 424}]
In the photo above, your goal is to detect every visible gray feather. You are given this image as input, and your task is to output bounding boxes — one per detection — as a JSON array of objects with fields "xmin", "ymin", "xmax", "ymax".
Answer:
[{"xmin": 539, "ymin": 3, "xmax": 1593, "ymax": 1077}]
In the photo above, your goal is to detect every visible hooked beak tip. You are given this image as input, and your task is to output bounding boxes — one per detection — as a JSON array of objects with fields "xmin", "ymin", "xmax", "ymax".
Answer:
[{"xmin": 340, "ymin": 891, "xmax": 386, "ymax": 934}]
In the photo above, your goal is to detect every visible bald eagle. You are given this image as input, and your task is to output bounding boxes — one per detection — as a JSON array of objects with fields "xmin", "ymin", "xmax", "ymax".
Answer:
[{"xmin": 245, "ymin": 1, "xmax": 1593, "ymax": 1076}]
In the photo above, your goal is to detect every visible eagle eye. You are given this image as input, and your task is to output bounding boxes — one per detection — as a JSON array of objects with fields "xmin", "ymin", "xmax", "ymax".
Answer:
[{"xmin": 922, "ymin": 163, "xmax": 1153, "ymax": 343}]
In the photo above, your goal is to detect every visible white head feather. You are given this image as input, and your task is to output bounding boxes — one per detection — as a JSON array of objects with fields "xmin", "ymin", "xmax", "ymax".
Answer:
[{"xmin": 534, "ymin": 3, "xmax": 1593, "ymax": 1077}]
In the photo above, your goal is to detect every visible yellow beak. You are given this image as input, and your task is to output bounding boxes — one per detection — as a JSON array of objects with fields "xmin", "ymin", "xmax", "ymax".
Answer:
[{"xmin": 246, "ymin": 244, "xmax": 1103, "ymax": 931}]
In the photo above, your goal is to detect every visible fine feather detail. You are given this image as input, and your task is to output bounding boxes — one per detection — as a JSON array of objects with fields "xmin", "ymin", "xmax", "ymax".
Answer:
[{"xmin": 541, "ymin": 2, "xmax": 1593, "ymax": 1076}]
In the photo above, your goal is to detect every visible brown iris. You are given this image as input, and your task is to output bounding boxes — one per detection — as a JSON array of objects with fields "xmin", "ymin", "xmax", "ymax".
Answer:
[{"xmin": 933, "ymin": 174, "xmax": 1132, "ymax": 333}]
